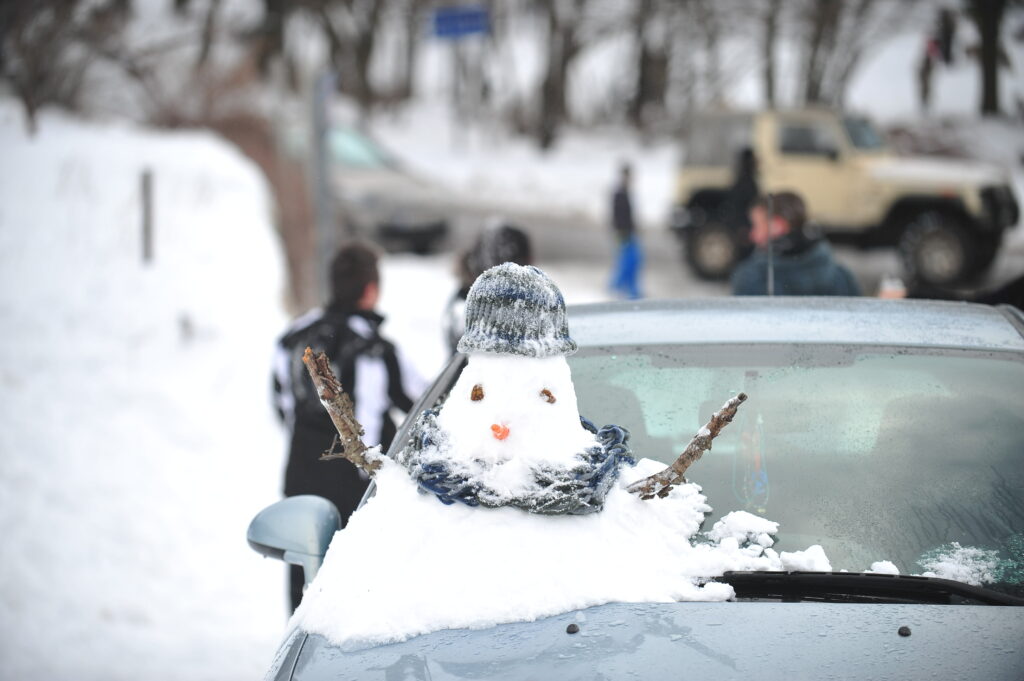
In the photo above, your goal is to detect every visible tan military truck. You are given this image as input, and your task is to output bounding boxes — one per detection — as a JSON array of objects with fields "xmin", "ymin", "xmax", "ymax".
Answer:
[{"xmin": 670, "ymin": 109, "xmax": 1019, "ymax": 285}]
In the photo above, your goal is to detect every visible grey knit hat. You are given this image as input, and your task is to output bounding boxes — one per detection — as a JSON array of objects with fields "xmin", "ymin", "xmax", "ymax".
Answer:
[{"xmin": 457, "ymin": 263, "xmax": 577, "ymax": 357}]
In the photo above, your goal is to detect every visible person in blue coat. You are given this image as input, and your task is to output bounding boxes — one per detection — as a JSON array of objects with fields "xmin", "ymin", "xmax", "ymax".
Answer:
[{"xmin": 731, "ymin": 192, "xmax": 861, "ymax": 297}]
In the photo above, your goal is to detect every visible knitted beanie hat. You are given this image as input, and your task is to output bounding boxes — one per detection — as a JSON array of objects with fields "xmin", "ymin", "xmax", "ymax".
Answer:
[{"xmin": 457, "ymin": 263, "xmax": 577, "ymax": 357}]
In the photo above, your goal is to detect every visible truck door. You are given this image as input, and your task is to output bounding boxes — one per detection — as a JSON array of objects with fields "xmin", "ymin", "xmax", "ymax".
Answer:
[{"xmin": 762, "ymin": 116, "xmax": 853, "ymax": 228}]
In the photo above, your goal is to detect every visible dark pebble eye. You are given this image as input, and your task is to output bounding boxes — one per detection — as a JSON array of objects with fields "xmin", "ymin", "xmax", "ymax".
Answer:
[
  {"xmin": 471, "ymin": 384, "xmax": 484, "ymax": 401},
  {"xmin": 540, "ymin": 388, "xmax": 556, "ymax": 404}
]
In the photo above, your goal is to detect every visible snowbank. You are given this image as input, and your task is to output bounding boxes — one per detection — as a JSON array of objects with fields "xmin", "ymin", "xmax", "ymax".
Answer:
[{"xmin": 0, "ymin": 101, "xmax": 288, "ymax": 679}]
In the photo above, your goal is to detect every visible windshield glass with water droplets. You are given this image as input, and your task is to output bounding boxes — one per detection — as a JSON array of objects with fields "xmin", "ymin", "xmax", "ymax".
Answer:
[{"xmin": 569, "ymin": 343, "xmax": 1024, "ymax": 595}]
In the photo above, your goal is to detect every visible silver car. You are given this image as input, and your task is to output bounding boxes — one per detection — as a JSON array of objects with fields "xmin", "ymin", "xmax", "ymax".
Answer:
[{"xmin": 250, "ymin": 298, "xmax": 1024, "ymax": 679}]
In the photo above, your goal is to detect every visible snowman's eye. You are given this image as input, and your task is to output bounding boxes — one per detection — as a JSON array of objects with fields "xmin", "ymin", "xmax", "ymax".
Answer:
[
  {"xmin": 471, "ymin": 384, "xmax": 484, "ymax": 401},
  {"xmin": 540, "ymin": 388, "xmax": 556, "ymax": 404}
]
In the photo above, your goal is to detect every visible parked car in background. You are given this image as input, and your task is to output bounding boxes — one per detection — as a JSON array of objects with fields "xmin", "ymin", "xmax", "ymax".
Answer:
[
  {"xmin": 671, "ymin": 109, "xmax": 1019, "ymax": 285},
  {"xmin": 250, "ymin": 298, "xmax": 1024, "ymax": 679},
  {"xmin": 279, "ymin": 120, "xmax": 450, "ymax": 254},
  {"xmin": 326, "ymin": 126, "xmax": 449, "ymax": 254}
]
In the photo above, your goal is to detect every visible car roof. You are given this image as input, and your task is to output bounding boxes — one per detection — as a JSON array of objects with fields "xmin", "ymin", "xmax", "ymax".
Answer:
[{"xmin": 567, "ymin": 298, "xmax": 1024, "ymax": 352}]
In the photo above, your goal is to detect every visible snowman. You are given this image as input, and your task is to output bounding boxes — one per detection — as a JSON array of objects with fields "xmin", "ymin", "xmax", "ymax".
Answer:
[{"xmin": 397, "ymin": 262, "xmax": 634, "ymax": 515}]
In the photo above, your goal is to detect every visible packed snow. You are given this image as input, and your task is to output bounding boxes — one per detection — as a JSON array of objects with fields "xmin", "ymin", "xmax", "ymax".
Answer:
[
  {"xmin": 919, "ymin": 543, "xmax": 1002, "ymax": 587},
  {"xmin": 293, "ymin": 458, "xmax": 835, "ymax": 650}
]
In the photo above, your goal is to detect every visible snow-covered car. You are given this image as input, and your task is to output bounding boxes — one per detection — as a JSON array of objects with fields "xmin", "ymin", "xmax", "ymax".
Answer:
[{"xmin": 249, "ymin": 298, "xmax": 1024, "ymax": 679}]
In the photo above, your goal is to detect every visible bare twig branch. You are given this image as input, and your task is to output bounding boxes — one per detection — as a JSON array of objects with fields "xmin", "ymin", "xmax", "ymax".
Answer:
[
  {"xmin": 301, "ymin": 346, "xmax": 383, "ymax": 475},
  {"xmin": 627, "ymin": 392, "xmax": 747, "ymax": 500}
]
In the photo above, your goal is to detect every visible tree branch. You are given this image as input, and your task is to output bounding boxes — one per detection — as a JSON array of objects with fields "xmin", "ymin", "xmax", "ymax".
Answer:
[
  {"xmin": 627, "ymin": 392, "xmax": 747, "ymax": 500},
  {"xmin": 302, "ymin": 346, "xmax": 383, "ymax": 475}
]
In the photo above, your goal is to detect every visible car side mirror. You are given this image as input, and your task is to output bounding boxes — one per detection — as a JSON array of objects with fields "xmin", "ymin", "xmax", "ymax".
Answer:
[{"xmin": 247, "ymin": 495, "xmax": 341, "ymax": 586}]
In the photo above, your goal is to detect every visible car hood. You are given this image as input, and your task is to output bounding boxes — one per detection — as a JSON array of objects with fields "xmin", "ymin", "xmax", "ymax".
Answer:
[
  {"xmin": 867, "ymin": 155, "xmax": 1007, "ymax": 187},
  {"xmin": 277, "ymin": 601, "xmax": 1024, "ymax": 680}
]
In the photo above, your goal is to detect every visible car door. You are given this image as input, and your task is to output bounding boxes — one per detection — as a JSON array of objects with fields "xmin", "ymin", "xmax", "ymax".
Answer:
[{"xmin": 761, "ymin": 114, "xmax": 854, "ymax": 228}]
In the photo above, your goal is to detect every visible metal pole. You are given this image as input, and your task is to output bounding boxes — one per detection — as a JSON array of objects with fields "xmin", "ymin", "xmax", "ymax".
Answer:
[
  {"xmin": 765, "ymin": 192, "xmax": 774, "ymax": 297},
  {"xmin": 141, "ymin": 169, "xmax": 153, "ymax": 264},
  {"xmin": 312, "ymin": 69, "xmax": 337, "ymax": 302}
]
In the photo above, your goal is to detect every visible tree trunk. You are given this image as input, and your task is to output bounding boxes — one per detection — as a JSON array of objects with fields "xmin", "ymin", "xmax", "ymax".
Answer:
[
  {"xmin": 801, "ymin": 0, "xmax": 841, "ymax": 105},
  {"xmin": 537, "ymin": 1, "xmax": 582, "ymax": 149},
  {"xmin": 762, "ymin": 0, "xmax": 782, "ymax": 107}
]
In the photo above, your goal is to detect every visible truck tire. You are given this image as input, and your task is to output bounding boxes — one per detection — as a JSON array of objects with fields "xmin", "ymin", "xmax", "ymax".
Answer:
[
  {"xmin": 685, "ymin": 222, "xmax": 739, "ymax": 281},
  {"xmin": 898, "ymin": 211, "xmax": 976, "ymax": 286},
  {"xmin": 970, "ymin": 231, "xmax": 1003, "ymax": 277}
]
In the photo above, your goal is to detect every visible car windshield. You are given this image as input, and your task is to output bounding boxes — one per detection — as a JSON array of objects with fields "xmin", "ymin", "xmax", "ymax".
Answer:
[
  {"xmin": 843, "ymin": 116, "xmax": 886, "ymax": 150},
  {"xmin": 568, "ymin": 343, "xmax": 1024, "ymax": 596}
]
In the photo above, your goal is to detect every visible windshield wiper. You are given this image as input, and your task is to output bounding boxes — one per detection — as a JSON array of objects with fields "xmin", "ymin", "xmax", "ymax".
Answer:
[{"xmin": 720, "ymin": 571, "xmax": 1024, "ymax": 606}]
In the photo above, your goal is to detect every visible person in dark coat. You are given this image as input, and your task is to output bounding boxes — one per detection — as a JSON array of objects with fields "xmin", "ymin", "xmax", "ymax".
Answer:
[
  {"xmin": 722, "ymin": 147, "xmax": 760, "ymax": 242},
  {"xmin": 731, "ymin": 192, "xmax": 861, "ymax": 297},
  {"xmin": 443, "ymin": 221, "xmax": 533, "ymax": 354},
  {"xmin": 272, "ymin": 241, "xmax": 426, "ymax": 610},
  {"xmin": 609, "ymin": 163, "xmax": 643, "ymax": 299}
]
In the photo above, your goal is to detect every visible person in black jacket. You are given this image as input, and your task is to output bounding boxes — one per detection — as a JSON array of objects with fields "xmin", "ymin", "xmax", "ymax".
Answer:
[
  {"xmin": 272, "ymin": 241, "xmax": 425, "ymax": 610},
  {"xmin": 731, "ymin": 192, "xmax": 861, "ymax": 297}
]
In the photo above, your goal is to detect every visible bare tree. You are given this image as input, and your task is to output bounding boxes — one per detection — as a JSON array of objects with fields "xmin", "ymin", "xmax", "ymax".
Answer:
[
  {"xmin": 0, "ymin": 0, "xmax": 130, "ymax": 134},
  {"xmin": 629, "ymin": 0, "xmax": 670, "ymax": 131},
  {"xmin": 967, "ymin": 0, "xmax": 1009, "ymax": 116},
  {"xmin": 797, "ymin": 0, "xmax": 923, "ymax": 108}
]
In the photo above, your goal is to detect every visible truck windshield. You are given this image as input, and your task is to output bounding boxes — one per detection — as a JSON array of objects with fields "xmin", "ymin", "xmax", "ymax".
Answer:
[
  {"xmin": 569, "ymin": 343, "xmax": 1024, "ymax": 595},
  {"xmin": 843, "ymin": 116, "xmax": 886, "ymax": 150}
]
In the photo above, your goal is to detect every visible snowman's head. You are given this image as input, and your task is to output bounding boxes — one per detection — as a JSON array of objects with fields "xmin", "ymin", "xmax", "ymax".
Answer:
[
  {"xmin": 436, "ymin": 354, "xmax": 596, "ymax": 472},
  {"xmin": 436, "ymin": 262, "xmax": 597, "ymax": 487}
]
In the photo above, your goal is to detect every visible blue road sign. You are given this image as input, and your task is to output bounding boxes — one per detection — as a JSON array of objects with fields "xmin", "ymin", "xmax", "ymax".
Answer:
[{"xmin": 433, "ymin": 5, "xmax": 489, "ymax": 39}]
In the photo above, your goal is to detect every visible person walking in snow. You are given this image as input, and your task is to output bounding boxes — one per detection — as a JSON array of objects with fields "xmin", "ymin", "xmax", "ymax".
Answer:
[
  {"xmin": 272, "ymin": 241, "xmax": 426, "ymax": 610},
  {"xmin": 731, "ymin": 192, "xmax": 861, "ymax": 297},
  {"xmin": 609, "ymin": 162, "xmax": 643, "ymax": 299}
]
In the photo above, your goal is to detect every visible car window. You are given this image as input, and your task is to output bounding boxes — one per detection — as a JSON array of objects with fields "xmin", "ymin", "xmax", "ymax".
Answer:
[
  {"xmin": 328, "ymin": 128, "xmax": 394, "ymax": 169},
  {"xmin": 569, "ymin": 343, "xmax": 1024, "ymax": 594},
  {"xmin": 778, "ymin": 122, "xmax": 839, "ymax": 156},
  {"xmin": 842, "ymin": 116, "xmax": 886, "ymax": 150},
  {"xmin": 683, "ymin": 116, "xmax": 753, "ymax": 166}
]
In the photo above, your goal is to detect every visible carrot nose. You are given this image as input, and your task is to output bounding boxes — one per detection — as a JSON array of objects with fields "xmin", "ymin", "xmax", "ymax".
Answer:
[{"xmin": 491, "ymin": 424, "xmax": 510, "ymax": 441}]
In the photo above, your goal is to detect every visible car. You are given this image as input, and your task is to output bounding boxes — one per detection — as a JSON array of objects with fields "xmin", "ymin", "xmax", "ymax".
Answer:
[
  {"xmin": 671, "ymin": 109, "xmax": 1020, "ymax": 285},
  {"xmin": 326, "ymin": 126, "xmax": 450, "ymax": 254},
  {"xmin": 249, "ymin": 298, "xmax": 1024, "ymax": 679},
  {"xmin": 278, "ymin": 120, "xmax": 450, "ymax": 254}
]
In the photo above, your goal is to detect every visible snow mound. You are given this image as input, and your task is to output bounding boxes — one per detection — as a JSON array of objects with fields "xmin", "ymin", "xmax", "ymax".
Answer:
[
  {"xmin": 292, "ymin": 459, "xmax": 827, "ymax": 649},
  {"xmin": 868, "ymin": 560, "xmax": 901, "ymax": 575},
  {"xmin": 919, "ymin": 542, "xmax": 1001, "ymax": 586},
  {"xmin": 707, "ymin": 510, "xmax": 779, "ymax": 548},
  {"xmin": 0, "ymin": 100, "xmax": 287, "ymax": 679}
]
